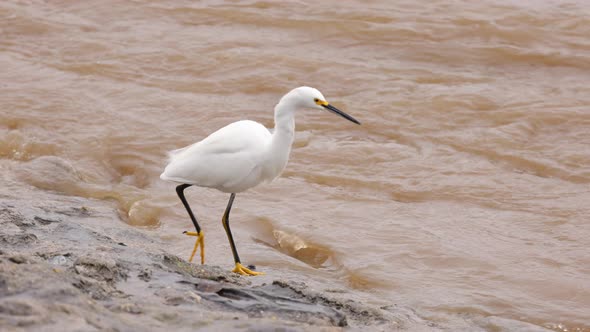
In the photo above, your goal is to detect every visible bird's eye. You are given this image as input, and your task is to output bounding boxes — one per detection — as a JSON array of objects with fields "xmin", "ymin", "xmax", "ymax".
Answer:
[{"xmin": 314, "ymin": 98, "xmax": 319, "ymax": 103}]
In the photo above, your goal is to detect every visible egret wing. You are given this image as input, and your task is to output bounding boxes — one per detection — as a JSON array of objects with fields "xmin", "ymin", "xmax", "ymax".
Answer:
[{"xmin": 160, "ymin": 120, "xmax": 271, "ymax": 191}]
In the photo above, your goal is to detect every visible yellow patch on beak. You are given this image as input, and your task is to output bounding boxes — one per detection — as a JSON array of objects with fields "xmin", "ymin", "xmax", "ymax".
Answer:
[{"xmin": 315, "ymin": 99, "xmax": 329, "ymax": 106}]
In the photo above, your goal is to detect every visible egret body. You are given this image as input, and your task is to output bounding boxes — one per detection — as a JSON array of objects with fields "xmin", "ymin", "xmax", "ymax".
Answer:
[{"xmin": 160, "ymin": 86, "xmax": 360, "ymax": 276}]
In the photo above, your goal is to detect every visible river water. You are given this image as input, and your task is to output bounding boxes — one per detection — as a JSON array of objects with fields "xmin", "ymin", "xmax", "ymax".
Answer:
[{"xmin": 1, "ymin": 0, "xmax": 589, "ymax": 330}]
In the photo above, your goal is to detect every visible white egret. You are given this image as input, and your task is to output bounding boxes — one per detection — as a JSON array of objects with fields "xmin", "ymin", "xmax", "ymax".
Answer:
[{"xmin": 160, "ymin": 86, "xmax": 360, "ymax": 276}]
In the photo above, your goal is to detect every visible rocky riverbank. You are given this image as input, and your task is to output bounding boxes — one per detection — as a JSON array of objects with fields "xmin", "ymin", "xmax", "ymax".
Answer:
[{"xmin": 0, "ymin": 166, "xmax": 421, "ymax": 331}]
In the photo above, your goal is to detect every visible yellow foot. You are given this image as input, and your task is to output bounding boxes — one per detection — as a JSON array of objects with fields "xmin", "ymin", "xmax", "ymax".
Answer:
[
  {"xmin": 183, "ymin": 231, "xmax": 205, "ymax": 264},
  {"xmin": 232, "ymin": 262, "xmax": 265, "ymax": 276}
]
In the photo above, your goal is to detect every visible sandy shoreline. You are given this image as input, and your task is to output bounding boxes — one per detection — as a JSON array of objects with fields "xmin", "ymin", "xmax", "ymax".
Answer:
[{"xmin": 0, "ymin": 164, "xmax": 415, "ymax": 331}]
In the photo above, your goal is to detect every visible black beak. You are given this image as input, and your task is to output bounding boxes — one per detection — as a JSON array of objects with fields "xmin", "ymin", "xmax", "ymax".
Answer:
[{"xmin": 322, "ymin": 104, "xmax": 361, "ymax": 125}]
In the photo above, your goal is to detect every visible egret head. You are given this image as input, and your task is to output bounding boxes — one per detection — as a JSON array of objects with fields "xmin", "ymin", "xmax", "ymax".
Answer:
[{"xmin": 290, "ymin": 86, "xmax": 361, "ymax": 125}]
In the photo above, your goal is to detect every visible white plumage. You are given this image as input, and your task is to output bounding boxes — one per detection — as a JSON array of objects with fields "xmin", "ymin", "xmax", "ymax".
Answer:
[
  {"xmin": 160, "ymin": 86, "xmax": 360, "ymax": 276},
  {"xmin": 161, "ymin": 120, "xmax": 274, "ymax": 193}
]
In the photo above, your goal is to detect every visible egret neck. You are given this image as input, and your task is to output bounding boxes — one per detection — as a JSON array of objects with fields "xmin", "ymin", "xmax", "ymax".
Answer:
[{"xmin": 268, "ymin": 94, "xmax": 297, "ymax": 178}]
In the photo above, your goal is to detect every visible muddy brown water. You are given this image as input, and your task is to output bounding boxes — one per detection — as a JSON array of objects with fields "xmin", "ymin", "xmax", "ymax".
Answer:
[{"xmin": 1, "ymin": 1, "xmax": 589, "ymax": 330}]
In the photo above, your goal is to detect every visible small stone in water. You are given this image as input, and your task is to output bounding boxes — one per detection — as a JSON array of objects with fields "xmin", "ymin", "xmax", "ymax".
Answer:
[{"xmin": 50, "ymin": 255, "xmax": 67, "ymax": 266}]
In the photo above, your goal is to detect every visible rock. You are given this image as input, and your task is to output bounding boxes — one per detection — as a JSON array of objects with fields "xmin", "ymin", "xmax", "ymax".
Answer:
[
  {"xmin": 71, "ymin": 275, "xmax": 122, "ymax": 301},
  {"xmin": 0, "ymin": 208, "xmax": 34, "ymax": 228},
  {"xmin": 203, "ymin": 284, "xmax": 348, "ymax": 327},
  {"xmin": 155, "ymin": 288, "xmax": 193, "ymax": 306},
  {"xmin": 50, "ymin": 255, "xmax": 68, "ymax": 266},
  {"xmin": 160, "ymin": 253, "xmax": 246, "ymax": 285},
  {"xmin": 9, "ymin": 255, "xmax": 28, "ymax": 264},
  {"xmin": 73, "ymin": 256, "xmax": 128, "ymax": 283},
  {"xmin": 34, "ymin": 216, "xmax": 61, "ymax": 225},
  {"xmin": 137, "ymin": 268, "xmax": 152, "ymax": 282},
  {"xmin": 108, "ymin": 302, "xmax": 143, "ymax": 314},
  {"xmin": 0, "ymin": 233, "xmax": 38, "ymax": 245}
]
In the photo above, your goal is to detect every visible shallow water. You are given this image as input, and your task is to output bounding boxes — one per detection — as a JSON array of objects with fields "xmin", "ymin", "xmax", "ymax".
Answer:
[{"xmin": 2, "ymin": 0, "xmax": 589, "ymax": 330}]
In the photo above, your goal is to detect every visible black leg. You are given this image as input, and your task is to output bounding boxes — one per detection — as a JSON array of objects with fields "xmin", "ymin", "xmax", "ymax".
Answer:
[
  {"xmin": 221, "ymin": 193, "xmax": 241, "ymax": 264},
  {"xmin": 176, "ymin": 184, "xmax": 201, "ymax": 233},
  {"xmin": 222, "ymin": 194, "xmax": 264, "ymax": 276}
]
